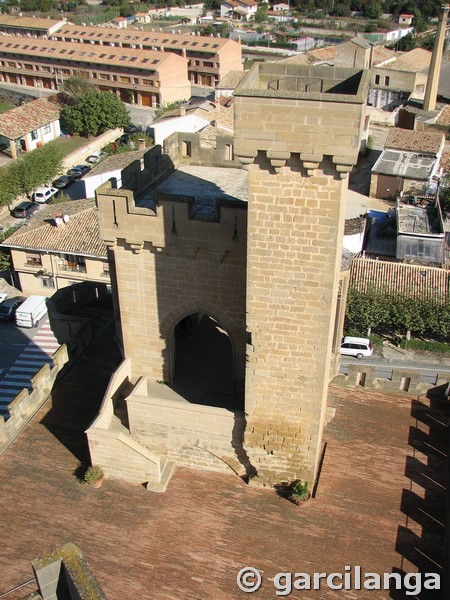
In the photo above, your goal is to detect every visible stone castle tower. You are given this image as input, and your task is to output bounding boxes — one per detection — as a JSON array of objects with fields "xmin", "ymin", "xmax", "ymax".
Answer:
[
  {"xmin": 90, "ymin": 63, "xmax": 370, "ymax": 489},
  {"xmin": 234, "ymin": 64, "xmax": 370, "ymax": 484}
]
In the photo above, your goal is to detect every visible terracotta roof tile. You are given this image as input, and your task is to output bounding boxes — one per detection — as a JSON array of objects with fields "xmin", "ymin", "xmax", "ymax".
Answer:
[
  {"xmin": 385, "ymin": 128, "xmax": 444, "ymax": 154},
  {"xmin": 1, "ymin": 199, "xmax": 107, "ymax": 258},
  {"xmin": 0, "ymin": 36, "xmax": 175, "ymax": 69},
  {"xmin": 350, "ymin": 256, "xmax": 450, "ymax": 302},
  {"xmin": 52, "ymin": 23, "xmax": 237, "ymax": 53},
  {"xmin": 0, "ymin": 15, "xmax": 64, "ymax": 30},
  {"xmin": 380, "ymin": 47, "xmax": 431, "ymax": 73},
  {"xmin": 217, "ymin": 70, "xmax": 246, "ymax": 89},
  {"xmin": 0, "ymin": 94, "xmax": 64, "ymax": 140},
  {"xmin": 436, "ymin": 105, "xmax": 450, "ymax": 127}
]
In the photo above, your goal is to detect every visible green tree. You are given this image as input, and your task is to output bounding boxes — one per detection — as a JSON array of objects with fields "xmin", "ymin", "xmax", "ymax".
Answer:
[
  {"xmin": 61, "ymin": 74, "xmax": 98, "ymax": 106},
  {"xmin": 345, "ymin": 285, "xmax": 391, "ymax": 335},
  {"xmin": 0, "ymin": 249, "xmax": 10, "ymax": 272},
  {"xmin": 60, "ymin": 91, "xmax": 131, "ymax": 137},
  {"xmin": 203, "ymin": 0, "xmax": 220, "ymax": 10},
  {"xmin": 253, "ymin": 4, "xmax": 268, "ymax": 22},
  {"xmin": 396, "ymin": 32, "xmax": 417, "ymax": 51},
  {"xmin": 363, "ymin": 0, "xmax": 382, "ymax": 19}
]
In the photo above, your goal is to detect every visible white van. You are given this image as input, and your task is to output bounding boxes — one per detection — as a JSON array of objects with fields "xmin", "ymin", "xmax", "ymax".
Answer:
[
  {"xmin": 340, "ymin": 336, "xmax": 373, "ymax": 360},
  {"xmin": 15, "ymin": 295, "xmax": 48, "ymax": 328}
]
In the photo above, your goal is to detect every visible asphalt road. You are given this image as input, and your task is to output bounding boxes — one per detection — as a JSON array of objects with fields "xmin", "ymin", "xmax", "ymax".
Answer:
[{"xmin": 0, "ymin": 316, "xmax": 47, "ymax": 372}]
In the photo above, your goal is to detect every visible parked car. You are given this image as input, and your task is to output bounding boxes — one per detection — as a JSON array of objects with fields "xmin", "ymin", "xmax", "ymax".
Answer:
[
  {"xmin": 86, "ymin": 151, "xmax": 106, "ymax": 164},
  {"xmin": 340, "ymin": 336, "xmax": 373, "ymax": 360},
  {"xmin": 32, "ymin": 186, "xmax": 59, "ymax": 203},
  {"xmin": 12, "ymin": 202, "xmax": 40, "ymax": 219},
  {"xmin": 115, "ymin": 134, "xmax": 131, "ymax": 145},
  {"xmin": 52, "ymin": 175, "xmax": 74, "ymax": 189},
  {"xmin": 124, "ymin": 124, "xmax": 140, "ymax": 134},
  {"xmin": 67, "ymin": 165, "xmax": 90, "ymax": 179},
  {"xmin": 0, "ymin": 296, "xmax": 25, "ymax": 322}
]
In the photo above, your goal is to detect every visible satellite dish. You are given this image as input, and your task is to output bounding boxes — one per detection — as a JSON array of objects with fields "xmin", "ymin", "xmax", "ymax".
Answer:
[{"xmin": 63, "ymin": 214, "xmax": 70, "ymax": 223}]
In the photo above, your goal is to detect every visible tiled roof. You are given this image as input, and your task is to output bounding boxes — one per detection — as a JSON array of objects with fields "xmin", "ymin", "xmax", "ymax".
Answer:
[
  {"xmin": 87, "ymin": 148, "xmax": 148, "ymax": 176},
  {"xmin": 380, "ymin": 48, "xmax": 431, "ymax": 73},
  {"xmin": 0, "ymin": 36, "xmax": 176, "ymax": 70},
  {"xmin": 350, "ymin": 256, "xmax": 450, "ymax": 302},
  {"xmin": 436, "ymin": 105, "xmax": 450, "ymax": 127},
  {"xmin": 385, "ymin": 128, "xmax": 444, "ymax": 154},
  {"xmin": 0, "ymin": 15, "xmax": 64, "ymax": 30},
  {"xmin": 279, "ymin": 43, "xmax": 395, "ymax": 67},
  {"xmin": 0, "ymin": 95, "xmax": 64, "ymax": 140},
  {"xmin": 52, "ymin": 24, "xmax": 236, "ymax": 54},
  {"xmin": 0, "ymin": 200, "xmax": 107, "ymax": 258},
  {"xmin": 217, "ymin": 70, "xmax": 246, "ymax": 89},
  {"xmin": 440, "ymin": 149, "xmax": 450, "ymax": 173}
]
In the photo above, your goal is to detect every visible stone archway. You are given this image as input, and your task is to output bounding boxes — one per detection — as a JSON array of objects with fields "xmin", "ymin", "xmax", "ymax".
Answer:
[
  {"xmin": 160, "ymin": 302, "xmax": 245, "ymax": 410},
  {"xmin": 172, "ymin": 312, "xmax": 241, "ymax": 409}
]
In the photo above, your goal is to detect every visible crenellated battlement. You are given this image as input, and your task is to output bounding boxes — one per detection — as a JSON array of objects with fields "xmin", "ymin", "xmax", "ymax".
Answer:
[{"xmin": 234, "ymin": 63, "xmax": 370, "ymax": 175}]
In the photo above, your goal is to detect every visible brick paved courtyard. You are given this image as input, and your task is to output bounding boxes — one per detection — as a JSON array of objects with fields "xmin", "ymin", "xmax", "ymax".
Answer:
[{"xmin": 0, "ymin": 326, "xmax": 447, "ymax": 599}]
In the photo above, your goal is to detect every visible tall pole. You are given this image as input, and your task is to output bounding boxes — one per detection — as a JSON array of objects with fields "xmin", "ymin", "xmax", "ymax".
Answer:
[{"xmin": 423, "ymin": 4, "xmax": 449, "ymax": 112}]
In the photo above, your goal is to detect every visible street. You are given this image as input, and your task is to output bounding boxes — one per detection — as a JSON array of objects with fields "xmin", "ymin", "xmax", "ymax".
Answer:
[{"xmin": 0, "ymin": 316, "xmax": 60, "ymax": 418}]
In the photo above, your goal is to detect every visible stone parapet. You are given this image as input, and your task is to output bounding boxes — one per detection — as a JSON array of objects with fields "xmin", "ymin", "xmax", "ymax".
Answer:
[
  {"xmin": 0, "ymin": 344, "xmax": 69, "ymax": 456},
  {"xmin": 234, "ymin": 63, "xmax": 370, "ymax": 173}
]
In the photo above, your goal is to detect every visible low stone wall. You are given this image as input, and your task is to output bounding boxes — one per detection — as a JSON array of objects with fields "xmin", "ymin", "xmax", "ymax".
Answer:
[
  {"xmin": 0, "ymin": 344, "xmax": 69, "ymax": 455},
  {"xmin": 127, "ymin": 381, "xmax": 247, "ymax": 475},
  {"xmin": 47, "ymin": 282, "xmax": 110, "ymax": 358},
  {"xmin": 332, "ymin": 364, "xmax": 450, "ymax": 395},
  {"xmin": 62, "ymin": 128, "xmax": 122, "ymax": 171}
]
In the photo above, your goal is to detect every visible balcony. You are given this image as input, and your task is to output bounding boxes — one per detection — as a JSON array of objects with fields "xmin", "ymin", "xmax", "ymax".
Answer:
[{"xmin": 59, "ymin": 262, "xmax": 87, "ymax": 273}]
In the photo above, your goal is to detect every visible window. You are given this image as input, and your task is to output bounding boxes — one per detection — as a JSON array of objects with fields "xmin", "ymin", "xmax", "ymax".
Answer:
[
  {"xmin": 119, "ymin": 76, "xmax": 131, "ymax": 83},
  {"xmin": 181, "ymin": 141, "xmax": 191, "ymax": 157},
  {"xmin": 142, "ymin": 79, "xmax": 153, "ymax": 86},
  {"xmin": 25, "ymin": 252, "xmax": 42, "ymax": 267},
  {"xmin": 374, "ymin": 74, "xmax": 380, "ymax": 85},
  {"xmin": 41, "ymin": 278, "xmax": 55, "ymax": 289},
  {"xmin": 384, "ymin": 76, "xmax": 390, "ymax": 86},
  {"xmin": 24, "ymin": 63, "xmax": 33, "ymax": 70},
  {"xmin": 31, "ymin": 130, "xmax": 38, "ymax": 141},
  {"xmin": 43, "ymin": 123, "xmax": 51, "ymax": 134},
  {"xmin": 41, "ymin": 66, "xmax": 51, "ymax": 72}
]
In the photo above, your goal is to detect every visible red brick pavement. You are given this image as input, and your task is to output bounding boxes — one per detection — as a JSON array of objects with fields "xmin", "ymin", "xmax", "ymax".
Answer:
[{"xmin": 0, "ymin": 329, "xmax": 447, "ymax": 600}]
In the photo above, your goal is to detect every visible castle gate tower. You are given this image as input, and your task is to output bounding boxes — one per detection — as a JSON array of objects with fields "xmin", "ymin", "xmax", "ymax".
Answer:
[{"xmin": 234, "ymin": 64, "xmax": 370, "ymax": 486}]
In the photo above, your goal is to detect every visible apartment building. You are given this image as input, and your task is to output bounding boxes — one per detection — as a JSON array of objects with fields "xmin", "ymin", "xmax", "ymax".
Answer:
[
  {"xmin": 0, "ymin": 36, "xmax": 190, "ymax": 107},
  {"xmin": 0, "ymin": 15, "xmax": 66, "ymax": 38},
  {"xmin": 51, "ymin": 24, "xmax": 243, "ymax": 86},
  {"xmin": 0, "ymin": 200, "xmax": 109, "ymax": 296}
]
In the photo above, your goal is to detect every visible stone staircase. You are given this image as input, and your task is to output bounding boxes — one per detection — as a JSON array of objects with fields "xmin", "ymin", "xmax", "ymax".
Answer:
[{"xmin": 85, "ymin": 359, "xmax": 175, "ymax": 492}]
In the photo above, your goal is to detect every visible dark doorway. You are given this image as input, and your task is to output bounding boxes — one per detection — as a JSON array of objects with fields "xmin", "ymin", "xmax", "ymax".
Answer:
[{"xmin": 172, "ymin": 313, "xmax": 243, "ymax": 410}]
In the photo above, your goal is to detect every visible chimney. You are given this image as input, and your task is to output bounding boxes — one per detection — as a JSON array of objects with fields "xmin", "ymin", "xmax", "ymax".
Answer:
[
  {"xmin": 180, "ymin": 106, "xmax": 186, "ymax": 116},
  {"xmin": 138, "ymin": 138, "xmax": 146, "ymax": 150},
  {"xmin": 423, "ymin": 4, "xmax": 449, "ymax": 112}
]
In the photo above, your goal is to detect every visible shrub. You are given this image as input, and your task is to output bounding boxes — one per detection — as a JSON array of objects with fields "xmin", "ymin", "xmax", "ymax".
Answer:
[{"xmin": 83, "ymin": 465, "xmax": 104, "ymax": 485}]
